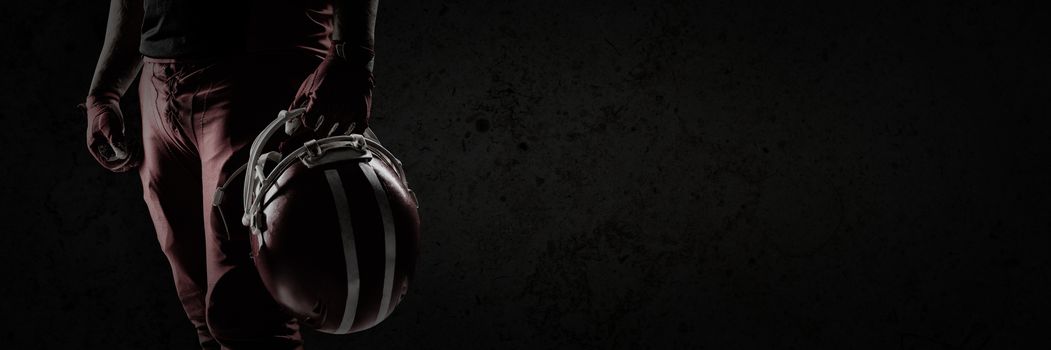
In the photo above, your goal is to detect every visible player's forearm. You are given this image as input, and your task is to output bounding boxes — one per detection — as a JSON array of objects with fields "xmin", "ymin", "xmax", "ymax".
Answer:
[
  {"xmin": 331, "ymin": 0, "xmax": 378, "ymax": 49},
  {"xmin": 88, "ymin": 0, "xmax": 143, "ymax": 99}
]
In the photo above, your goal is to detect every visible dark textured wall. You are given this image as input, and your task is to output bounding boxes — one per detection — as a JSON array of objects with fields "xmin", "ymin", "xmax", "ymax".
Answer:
[{"xmin": 2, "ymin": 0, "xmax": 1047, "ymax": 348}]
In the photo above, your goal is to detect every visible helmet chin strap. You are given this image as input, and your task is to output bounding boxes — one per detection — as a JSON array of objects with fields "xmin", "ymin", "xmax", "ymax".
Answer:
[
  {"xmin": 210, "ymin": 108, "xmax": 304, "ymax": 241},
  {"xmin": 243, "ymin": 108, "xmax": 305, "ymax": 220}
]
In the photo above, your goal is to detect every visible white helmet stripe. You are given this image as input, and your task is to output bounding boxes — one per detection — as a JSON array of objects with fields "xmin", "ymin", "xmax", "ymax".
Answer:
[
  {"xmin": 359, "ymin": 161, "xmax": 398, "ymax": 322},
  {"xmin": 325, "ymin": 169, "xmax": 360, "ymax": 334}
]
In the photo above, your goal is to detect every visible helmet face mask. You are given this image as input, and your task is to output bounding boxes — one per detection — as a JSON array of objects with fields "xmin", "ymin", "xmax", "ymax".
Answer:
[{"xmin": 214, "ymin": 108, "xmax": 420, "ymax": 334}]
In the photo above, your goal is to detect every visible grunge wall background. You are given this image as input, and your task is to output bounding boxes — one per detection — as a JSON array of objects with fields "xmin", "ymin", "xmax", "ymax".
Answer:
[{"xmin": 2, "ymin": 0, "xmax": 1047, "ymax": 348}]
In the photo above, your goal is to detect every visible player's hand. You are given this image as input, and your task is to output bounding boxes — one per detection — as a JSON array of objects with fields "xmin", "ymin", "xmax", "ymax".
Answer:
[
  {"xmin": 82, "ymin": 94, "xmax": 140, "ymax": 173},
  {"xmin": 288, "ymin": 43, "xmax": 375, "ymax": 139}
]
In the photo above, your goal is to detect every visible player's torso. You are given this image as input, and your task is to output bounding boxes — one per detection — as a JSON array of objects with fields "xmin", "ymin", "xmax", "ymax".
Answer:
[{"xmin": 140, "ymin": 0, "xmax": 332, "ymax": 59}]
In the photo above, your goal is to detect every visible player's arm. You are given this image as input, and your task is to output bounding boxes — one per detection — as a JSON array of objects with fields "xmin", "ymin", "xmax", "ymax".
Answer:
[
  {"xmin": 287, "ymin": 0, "xmax": 379, "ymax": 138},
  {"xmin": 332, "ymin": 0, "xmax": 378, "ymax": 50},
  {"xmin": 88, "ymin": 0, "xmax": 143, "ymax": 102},
  {"xmin": 83, "ymin": 0, "xmax": 144, "ymax": 172}
]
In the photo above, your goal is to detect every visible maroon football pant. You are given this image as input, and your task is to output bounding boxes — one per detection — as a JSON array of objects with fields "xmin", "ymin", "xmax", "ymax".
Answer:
[{"xmin": 137, "ymin": 53, "xmax": 319, "ymax": 349}]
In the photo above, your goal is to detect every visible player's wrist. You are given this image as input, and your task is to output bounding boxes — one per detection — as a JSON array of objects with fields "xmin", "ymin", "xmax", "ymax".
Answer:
[
  {"xmin": 85, "ymin": 89, "xmax": 121, "ymax": 107},
  {"xmin": 330, "ymin": 40, "xmax": 375, "ymax": 73}
]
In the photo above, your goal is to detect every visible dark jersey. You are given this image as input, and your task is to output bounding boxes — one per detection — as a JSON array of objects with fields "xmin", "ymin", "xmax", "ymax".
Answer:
[{"xmin": 140, "ymin": 0, "xmax": 332, "ymax": 58}]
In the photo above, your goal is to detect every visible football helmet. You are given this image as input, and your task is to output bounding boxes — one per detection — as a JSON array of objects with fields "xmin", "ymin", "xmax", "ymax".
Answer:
[{"xmin": 213, "ymin": 108, "xmax": 420, "ymax": 334}]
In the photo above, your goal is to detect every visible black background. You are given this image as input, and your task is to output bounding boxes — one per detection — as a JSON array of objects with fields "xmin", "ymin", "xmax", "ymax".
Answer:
[{"xmin": 2, "ymin": 0, "xmax": 1048, "ymax": 348}]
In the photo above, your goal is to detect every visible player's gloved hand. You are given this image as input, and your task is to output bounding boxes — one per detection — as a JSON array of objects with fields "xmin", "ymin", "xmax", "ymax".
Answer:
[
  {"xmin": 81, "ymin": 92, "xmax": 140, "ymax": 173},
  {"xmin": 287, "ymin": 42, "xmax": 375, "ymax": 139}
]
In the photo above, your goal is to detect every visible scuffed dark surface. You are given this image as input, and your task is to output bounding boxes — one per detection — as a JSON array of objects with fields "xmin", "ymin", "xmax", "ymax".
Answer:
[{"xmin": 1, "ymin": 0, "xmax": 1048, "ymax": 348}]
